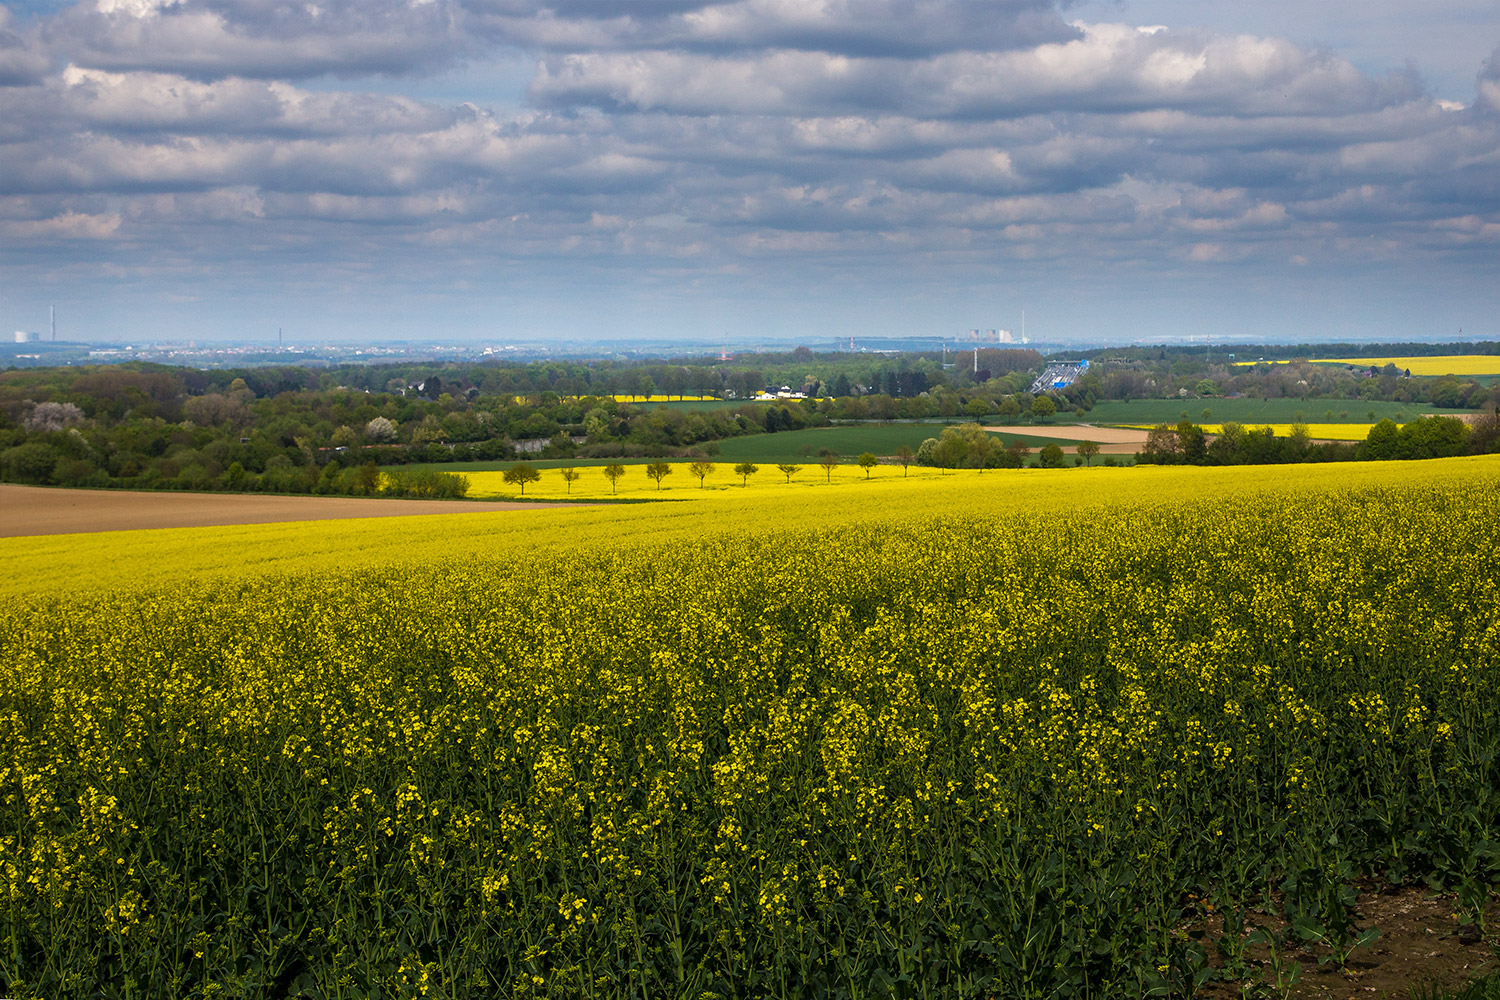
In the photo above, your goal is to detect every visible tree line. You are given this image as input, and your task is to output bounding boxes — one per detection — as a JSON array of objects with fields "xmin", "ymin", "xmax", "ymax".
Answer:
[
  {"xmin": 1134, "ymin": 415, "xmax": 1498, "ymax": 466},
  {"xmin": 0, "ymin": 360, "xmax": 1057, "ymax": 494}
]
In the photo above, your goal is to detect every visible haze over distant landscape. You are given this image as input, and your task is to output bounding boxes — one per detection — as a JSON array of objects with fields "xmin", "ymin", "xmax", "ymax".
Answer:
[{"xmin": 1, "ymin": 0, "xmax": 1496, "ymax": 345}]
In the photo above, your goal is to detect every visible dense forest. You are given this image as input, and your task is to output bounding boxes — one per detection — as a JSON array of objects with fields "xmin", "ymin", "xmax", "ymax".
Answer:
[{"xmin": 2, "ymin": 345, "xmax": 1496, "ymax": 493}]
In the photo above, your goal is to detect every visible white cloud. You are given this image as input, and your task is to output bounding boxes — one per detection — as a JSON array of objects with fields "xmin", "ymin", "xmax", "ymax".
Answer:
[
  {"xmin": 53, "ymin": 65, "xmax": 452, "ymax": 135},
  {"xmin": 1, "ymin": 0, "xmax": 1495, "ymax": 339},
  {"xmin": 1186, "ymin": 241, "xmax": 1229, "ymax": 261},
  {"xmin": 49, "ymin": 0, "xmax": 471, "ymax": 79},
  {"xmin": 529, "ymin": 22, "xmax": 1422, "ymax": 118},
  {"xmin": 1, "ymin": 210, "xmax": 123, "ymax": 238},
  {"xmin": 93, "ymin": 0, "xmax": 186, "ymax": 17}
]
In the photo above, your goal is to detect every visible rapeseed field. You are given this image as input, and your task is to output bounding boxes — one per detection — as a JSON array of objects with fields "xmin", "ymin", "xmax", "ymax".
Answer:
[
  {"xmin": 6, "ymin": 457, "xmax": 1496, "ymax": 598},
  {"xmin": 466, "ymin": 459, "xmax": 958, "ymax": 502},
  {"xmin": 1234, "ymin": 355, "xmax": 1500, "ymax": 376},
  {"xmin": 1124, "ymin": 422, "xmax": 1377, "ymax": 440},
  {"xmin": 1198, "ymin": 422, "xmax": 1372, "ymax": 440},
  {"xmin": 2, "ymin": 457, "xmax": 1499, "ymax": 997},
  {"xmin": 1315, "ymin": 355, "xmax": 1500, "ymax": 376}
]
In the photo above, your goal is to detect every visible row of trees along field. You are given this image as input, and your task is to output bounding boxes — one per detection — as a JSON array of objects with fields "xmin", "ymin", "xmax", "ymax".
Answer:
[
  {"xmin": 1134, "ymin": 415, "xmax": 1500, "ymax": 466},
  {"xmin": 907, "ymin": 415, "xmax": 1500, "ymax": 471}
]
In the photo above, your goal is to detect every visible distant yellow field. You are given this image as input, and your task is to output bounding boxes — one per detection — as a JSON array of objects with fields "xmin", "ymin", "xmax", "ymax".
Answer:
[
  {"xmin": 1210, "ymin": 423, "xmax": 1372, "ymax": 440},
  {"xmin": 1319, "ymin": 356, "xmax": 1500, "ymax": 376},
  {"xmin": 1235, "ymin": 355, "xmax": 1500, "ymax": 376},
  {"xmin": 464, "ymin": 460, "xmax": 956, "ymax": 502},
  {"xmin": 4, "ymin": 455, "xmax": 1498, "ymax": 600},
  {"xmin": 1123, "ymin": 422, "xmax": 1375, "ymax": 440}
]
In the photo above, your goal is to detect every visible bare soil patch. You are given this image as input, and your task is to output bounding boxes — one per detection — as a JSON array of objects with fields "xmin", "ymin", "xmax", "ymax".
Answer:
[
  {"xmin": 1197, "ymin": 884, "xmax": 1498, "ymax": 999},
  {"xmin": 1, "ymin": 484, "xmax": 586, "ymax": 537},
  {"xmin": 982, "ymin": 423, "xmax": 1151, "ymax": 446}
]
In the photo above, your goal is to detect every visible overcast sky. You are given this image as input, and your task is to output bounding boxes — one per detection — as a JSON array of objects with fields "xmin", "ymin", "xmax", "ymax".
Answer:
[{"xmin": 1, "ymin": 0, "xmax": 1496, "ymax": 345}]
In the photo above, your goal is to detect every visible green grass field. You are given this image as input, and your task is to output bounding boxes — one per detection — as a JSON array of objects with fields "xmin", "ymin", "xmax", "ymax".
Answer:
[
  {"xmin": 710, "ymin": 424, "xmax": 936, "ymax": 461},
  {"xmin": 397, "ymin": 424, "xmax": 1087, "ymax": 475},
  {"xmin": 1087, "ymin": 398, "xmax": 1442, "ymax": 425}
]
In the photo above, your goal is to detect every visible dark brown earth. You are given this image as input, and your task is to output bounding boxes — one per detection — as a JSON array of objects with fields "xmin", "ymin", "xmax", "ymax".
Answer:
[
  {"xmin": 1196, "ymin": 884, "xmax": 1497, "ymax": 998},
  {"xmin": 0, "ymin": 483, "xmax": 586, "ymax": 537}
]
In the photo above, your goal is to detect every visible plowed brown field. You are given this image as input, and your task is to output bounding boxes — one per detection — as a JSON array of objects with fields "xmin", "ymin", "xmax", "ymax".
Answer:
[{"xmin": 0, "ymin": 484, "xmax": 584, "ymax": 537}]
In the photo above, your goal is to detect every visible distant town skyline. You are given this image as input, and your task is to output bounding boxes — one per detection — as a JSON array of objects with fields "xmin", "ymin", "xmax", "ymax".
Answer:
[{"xmin": 1, "ymin": 0, "xmax": 1496, "ymax": 345}]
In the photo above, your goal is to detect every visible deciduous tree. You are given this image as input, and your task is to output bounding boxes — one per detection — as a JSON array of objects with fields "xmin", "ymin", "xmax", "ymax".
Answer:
[
  {"xmin": 1177, "ymin": 420, "xmax": 1207, "ymax": 464},
  {"xmin": 1138, "ymin": 425, "xmax": 1180, "ymax": 464},
  {"xmin": 689, "ymin": 461, "xmax": 714, "ymax": 488},
  {"xmin": 733, "ymin": 462, "xmax": 758, "ymax": 486},
  {"xmin": 366, "ymin": 416, "xmax": 398, "ymax": 442},
  {"xmin": 645, "ymin": 461, "xmax": 672, "ymax": 489},
  {"xmin": 559, "ymin": 467, "xmax": 582, "ymax": 493},
  {"xmin": 777, "ymin": 463, "xmax": 798, "ymax": 483},
  {"xmin": 602, "ymin": 462, "xmax": 625, "ymax": 494},
  {"xmin": 1003, "ymin": 440, "xmax": 1031, "ymax": 468},
  {"xmin": 857, "ymin": 452, "xmax": 878, "ymax": 478},
  {"xmin": 502, "ymin": 462, "xmax": 540, "ymax": 495}
]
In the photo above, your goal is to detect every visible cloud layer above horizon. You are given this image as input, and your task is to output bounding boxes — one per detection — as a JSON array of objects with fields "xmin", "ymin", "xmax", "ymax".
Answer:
[{"xmin": 1, "ymin": 0, "xmax": 1497, "ymax": 342}]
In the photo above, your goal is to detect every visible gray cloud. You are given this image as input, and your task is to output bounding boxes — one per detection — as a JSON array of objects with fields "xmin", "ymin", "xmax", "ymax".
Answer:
[
  {"xmin": 1479, "ymin": 44, "xmax": 1500, "ymax": 113},
  {"xmin": 472, "ymin": 0, "xmax": 1077, "ymax": 57},
  {"xmin": 0, "ymin": 6, "xmax": 52, "ymax": 83},
  {"xmin": 23, "ymin": 64, "xmax": 457, "ymax": 135},
  {"xmin": 530, "ymin": 24, "xmax": 1424, "ymax": 119},
  {"xmin": 46, "ymin": 0, "xmax": 472, "ymax": 79},
  {"xmin": 1, "ymin": 0, "xmax": 1496, "ymax": 342},
  {"xmin": 37, "ymin": 0, "xmax": 1080, "ymax": 82}
]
